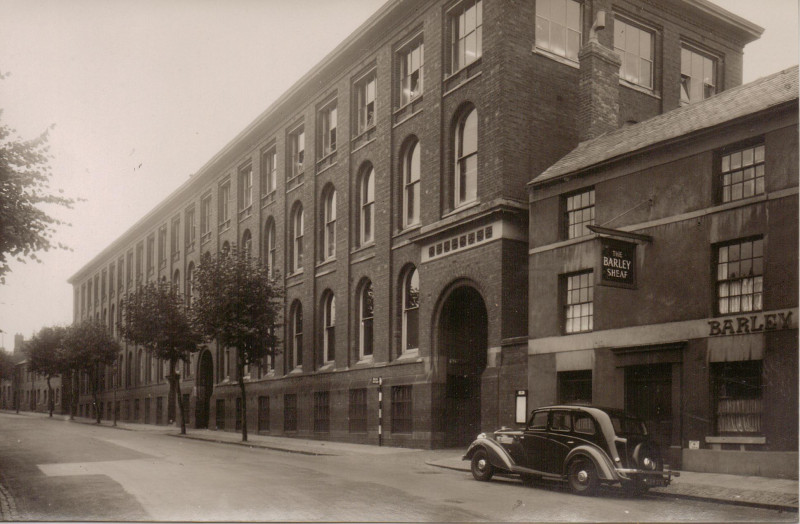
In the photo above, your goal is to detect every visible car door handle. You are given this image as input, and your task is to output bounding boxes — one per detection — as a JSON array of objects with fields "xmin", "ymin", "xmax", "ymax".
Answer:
[{"xmin": 567, "ymin": 440, "xmax": 574, "ymax": 445}]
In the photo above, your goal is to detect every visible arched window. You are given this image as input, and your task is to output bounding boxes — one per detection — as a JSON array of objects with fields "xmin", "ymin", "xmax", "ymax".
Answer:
[
  {"xmin": 322, "ymin": 292, "xmax": 336, "ymax": 364},
  {"xmin": 402, "ymin": 140, "xmax": 421, "ymax": 228},
  {"xmin": 290, "ymin": 203, "xmax": 304, "ymax": 273},
  {"xmin": 288, "ymin": 300, "xmax": 303, "ymax": 370},
  {"xmin": 241, "ymin": 229, "xmax": 252, "ymax": 257},
  {"xmin": 358, "ymin": 280, "xmax": 374, "ymax": 359},
  {"xmin": 186, "ymin": 262, "xmax": 195, "ymax": 308},
  {"xmin": 454, "ymin": 107, "xmax": 478, "ymax": 207},
  {"xmin": 402, "ymin": 267, "xmax": 420, "ymax": 353},
  {"xmin": 358, "ymin": 166, "xmax": 375, "ymax": 246},
  {"xmin": 322, "ymin": 186, "xmax": 337, "ymax": 261},
  {"xmin": 264, "ymin": 218, "xmax": 276, "ymax": 278},
  {"xmin": 172, "ymin": 269, "xmax": 180, "ymax": 291}
]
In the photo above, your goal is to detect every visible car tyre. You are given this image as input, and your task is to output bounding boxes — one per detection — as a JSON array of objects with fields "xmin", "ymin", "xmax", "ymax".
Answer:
[
  {"xmin": 567, "ymin": 457, "xmax": 599, "ymax": 496},
  {"xmin": 470, "ymin": 448, "xmax": 494, "ymax": 481}
]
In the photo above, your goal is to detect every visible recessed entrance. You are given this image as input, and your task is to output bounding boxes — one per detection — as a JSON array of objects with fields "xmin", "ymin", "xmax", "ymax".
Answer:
[
  {"xmin": 625, "ymin": 363, "xmax": 673, "ymax": 459},
  {"xmin": 195, "ymin": 350, "xmax": 214, "ymax": 429},
  {"xmin": 438, "ymin": 285, "xmax": 488, "ymax": 447}
]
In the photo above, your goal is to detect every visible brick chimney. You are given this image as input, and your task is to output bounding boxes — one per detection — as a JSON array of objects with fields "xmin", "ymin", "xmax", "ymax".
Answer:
[{"xmin": 578, "ymin": 11, "xmax": 622, "ymax": 142}]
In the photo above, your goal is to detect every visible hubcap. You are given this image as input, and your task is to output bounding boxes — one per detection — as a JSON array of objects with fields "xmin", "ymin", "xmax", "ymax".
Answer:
[
  {"xmin": 477, "ymin": 458, "xmax": 487, "ymax": 471},
  {"xmin": 577, "ymin": 470, "xmax": 588, "ymax": 483}
]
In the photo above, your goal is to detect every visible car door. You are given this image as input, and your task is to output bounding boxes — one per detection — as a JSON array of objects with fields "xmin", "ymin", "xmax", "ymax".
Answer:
[
  {"xmin": 519, "ymin": 410, "xmax": 549, "ymax": 472},
  {"xmin": 544, "ymin": 409, "xmax": 574, "ymax": 474}
]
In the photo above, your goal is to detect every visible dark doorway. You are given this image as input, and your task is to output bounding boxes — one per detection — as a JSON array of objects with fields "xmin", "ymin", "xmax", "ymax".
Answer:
[
  {"xmin": 195, "ymin": 350, "xmax": 214, "ymax": 429},
  {"xmin": 625, "ymin": 364, "xmax": 673, "ymax": 458},
  {"xmin": 438, "ymin": 285, "xmax": 488, "ymax": 447}
]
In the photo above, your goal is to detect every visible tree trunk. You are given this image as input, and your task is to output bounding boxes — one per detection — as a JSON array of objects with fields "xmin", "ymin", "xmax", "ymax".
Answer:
[
  {"xmin": 93, "ymin": 364, "xmax": 101, "ymax": 424},
  {"xmin": 238, "ymin": 356, "xmax": 248, "ymax": 443},
  {"xmin": 46, "ymin": 376, "xmax": 53, "ymax": 417},
  {"xmin": 170, "ymin": 360, "xmax": 186, "ymax": 435},
  {"xmin": 70, "ymin": 370, "xmax": 77, "ymax": 420}
]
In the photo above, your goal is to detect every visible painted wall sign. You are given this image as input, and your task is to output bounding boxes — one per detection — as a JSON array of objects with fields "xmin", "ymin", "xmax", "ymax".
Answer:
[
  {"xmin": 599, "ymin": 238, "xmax": 636, "ymax": 288},
  {"xmin": 708, "ymin": 311, "xmax": 794, "ymax": 336}
]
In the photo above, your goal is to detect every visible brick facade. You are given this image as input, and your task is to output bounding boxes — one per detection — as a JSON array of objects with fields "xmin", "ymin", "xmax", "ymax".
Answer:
[{"xmin": 61, "ymin": 0, "xmax": 760, "ymax": 450}]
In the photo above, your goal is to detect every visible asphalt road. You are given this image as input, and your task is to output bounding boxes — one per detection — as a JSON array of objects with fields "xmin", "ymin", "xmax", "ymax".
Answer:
[{"xmin": 0, "ymin": 412, "xmax": 794, "ymax": 522}]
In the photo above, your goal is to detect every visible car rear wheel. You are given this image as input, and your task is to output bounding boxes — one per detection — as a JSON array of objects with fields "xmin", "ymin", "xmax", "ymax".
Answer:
[
  {"xmin": 567, "ymin": 457, "xmax": 599, "ymax": 496},
  {"xmin": 470, "ymin": 448, "xmax": 494, "ymax": 481}
]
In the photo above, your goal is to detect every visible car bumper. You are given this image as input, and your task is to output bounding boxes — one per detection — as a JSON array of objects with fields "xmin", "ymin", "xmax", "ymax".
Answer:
[{"xmin": 616, "ymin": 468, "xmax": 679, "ymax": 486}]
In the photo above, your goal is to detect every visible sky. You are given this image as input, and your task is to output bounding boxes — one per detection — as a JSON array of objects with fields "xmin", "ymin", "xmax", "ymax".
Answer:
[{"xmin": 0, "ymin": 0, "xmax": 797, "ymax": 349}]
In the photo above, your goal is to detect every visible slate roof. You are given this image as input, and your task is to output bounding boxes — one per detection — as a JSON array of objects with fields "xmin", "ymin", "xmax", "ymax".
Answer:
[{"xmin": 533, "ymin": 65, "xmax": 798, "ymax": 185}]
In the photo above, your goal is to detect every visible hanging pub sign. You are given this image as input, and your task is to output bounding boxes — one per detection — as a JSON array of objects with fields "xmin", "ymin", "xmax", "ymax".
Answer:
[{"xmin": 599, "ymin": 237, "xmax": 637, "ymax": 288}]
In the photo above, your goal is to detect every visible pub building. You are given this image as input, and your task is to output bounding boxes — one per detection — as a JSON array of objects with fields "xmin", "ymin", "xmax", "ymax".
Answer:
[{"xmin": 527, "ymin": 66, "xmax": 798, "ymax": 478}]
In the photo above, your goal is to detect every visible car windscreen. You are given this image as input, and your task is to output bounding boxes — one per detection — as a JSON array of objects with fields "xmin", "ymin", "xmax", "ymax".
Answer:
[{"xmin": 609, "ymin": 414, "xmax": 647, "ymax": 436}]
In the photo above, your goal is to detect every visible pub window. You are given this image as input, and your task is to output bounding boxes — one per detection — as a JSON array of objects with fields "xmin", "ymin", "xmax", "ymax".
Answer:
[
  {"xmin": 146, "ymin": 234, "xmax": 155, "ymax": 275},
  {"xmin": 563, "ymin": 188, "xmax": 595, "ymax": 239},
  {"xmin": 289, "ymin": 203, "xmax": 304, "ymax": 273},
  {"xmin": 391, "ymin": 385, "xmax": 413, "ymax": 434},
  {"xmin": 313, "ymin": 391, "xmax": 330, "ymax": 433},
  {"xmin": 716, "ymin": 237, "xmax": 763, "ymax": 315},
  {"xmin": 614, "ymin": 17, "xmax": 654, "ymax": 90},
  {"xmin": 453, "ymin": 106, "xmax": 478, "ymax": 208},
  {"xmin": 349, "ymin": 388, "xmax": 367, "ymax": 433},
  {"xmin": 322, "ymin": 291, "xmax": 336, "ymax": 364},
  {"xmin": 680, "ymin": 46, "xmax": 717, "ymax": 106},
  {"xmin": 170, "ymin": 216, "xmax": 180, "ymax": 260},
  {"xmin": 401, "ymin": 139, "xmax": 421, "ymax": 229},
  {"xmin": 321, "ymin": 185, "xmax": 337, "ymax": 261},
  {"xmin": 535, "ymin": 0, "xmax": 582, "ymax": 62},
  {"xmin": 357, "ymin": 165, "xmax": 375, "ymax": 246},
  {"xmin": 288, "ymin": 300, "xmax": 303, "ymax": 370},
  {"xmin": 158, "ymin": 226, "xmax": 167, "ymax": 267},
  {"xmin": 720, "ymin": 143, "xmax": 765, "ymax": 203},
  {"xmin": 712, "ymin": 360, "xmax": 762, "ymax": 434},
  {"xmin": 185, "ymin": 206, "xmax": 196, "ymax": 251},
  {"xmin": 401, "ymin": 267, "xmax": 419, "ymax": 354},
  {"xmin": 563, "ymin": 270, "xmax": 593, "ymax": 334},
  {"xmin": 558, "ymin": 370, "xmax": 592, "ymax": 404}
]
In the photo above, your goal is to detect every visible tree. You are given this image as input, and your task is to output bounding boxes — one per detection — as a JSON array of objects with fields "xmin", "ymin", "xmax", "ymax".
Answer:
[
  {"xmin": 119, "ymin": 281, "xmax": 202, "ymax": 434},
  {"xmin": 192, "ymin": 244, "xmax": 283, "ymax": 442},
  {"xmin": 0, "ymin": 349, "xmax": 14, "ymax": 381},
  {"xmin": 0, "ymin": 109, "xmax": 77, "ymax": 283},
  {"xmin": 27, "ymin": 325, "xmax": 67, "ymax": 417},
  {"xmin": 63, "ymin": 319, "xmax": 120, "ymax": 424}
]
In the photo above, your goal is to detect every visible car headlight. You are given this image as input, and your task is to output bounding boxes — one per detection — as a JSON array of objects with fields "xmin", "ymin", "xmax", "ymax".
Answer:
[{"xmin": 477, "ymin": 433, "xmax": 487, "ymax": 439}]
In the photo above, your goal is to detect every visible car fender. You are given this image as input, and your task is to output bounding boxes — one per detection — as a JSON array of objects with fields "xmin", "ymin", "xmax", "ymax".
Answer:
[
  {"xmin": 464, "ymin": 438, "xmax": 516, "ymax": 472},
  {"xmin": 565, "ymin": 445, "xmax": 619, "ymax": 481}
]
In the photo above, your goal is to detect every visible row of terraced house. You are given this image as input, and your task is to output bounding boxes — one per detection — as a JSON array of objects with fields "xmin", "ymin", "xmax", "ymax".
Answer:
[{"xmin": 7, "ymin": 0, "xmax": 797, "ymax": 478}]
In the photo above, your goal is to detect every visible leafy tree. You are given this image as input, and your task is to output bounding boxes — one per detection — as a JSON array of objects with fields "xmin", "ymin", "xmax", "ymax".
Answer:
[
  {"xmin": 0, "ymin": 109, "xmax": 77, "ymax": 283},
  {"xmin": 63, "ymin": 319, "xmax": 120, "ymax": 424},
  {"xmin": 27, "ymin": 325, "xmax": 68, "ymax": 417},
  {"xmin": 119, "ymin": 281, "xmax": 202, "ymax": 434},
  {"xmin": 0, "ymin": 349, "xmax": 14, "ymax": 381},
  {"xmin": 192, "ymin": 244, "xmax": 283, "ymax": 442}
]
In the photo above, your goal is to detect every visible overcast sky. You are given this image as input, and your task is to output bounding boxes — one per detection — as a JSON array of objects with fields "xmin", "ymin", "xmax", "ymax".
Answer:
[{"xmin": 0, "ymin": 0, "xmax": 797, "ymax": 349}]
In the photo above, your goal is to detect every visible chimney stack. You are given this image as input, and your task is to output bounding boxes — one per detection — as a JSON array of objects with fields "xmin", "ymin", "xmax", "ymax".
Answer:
[{"xmin": 578, "ymin": 10, "xmax": 622, "ymax": 142}]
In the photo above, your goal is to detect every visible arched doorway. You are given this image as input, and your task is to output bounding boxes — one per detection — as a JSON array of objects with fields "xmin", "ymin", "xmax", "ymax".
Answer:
[
  {"xmin": 195, "ymin": 350, "xmax": 214, "ymax": 429},
  {"xmin": 438, "ymin": 285, "xmax": 488, "ymax": 447}
]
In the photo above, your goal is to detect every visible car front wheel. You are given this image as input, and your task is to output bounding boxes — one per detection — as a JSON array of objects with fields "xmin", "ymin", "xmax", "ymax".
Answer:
[
  {"xmin": 567, "ymin": 457, "xmax": 599, "ymax": 496},
  {"xmin": 470, "ymin": 448, "xmax": 494, "ymax": 481}
]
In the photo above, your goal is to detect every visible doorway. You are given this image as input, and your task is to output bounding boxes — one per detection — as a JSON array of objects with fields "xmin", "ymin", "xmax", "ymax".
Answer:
[
  {"xmin": 438, "ymin": 285, "xmax": 488, "ymax": 447},
  {"xmin": 625, "ymin": 363, "xmax": 673, "ymax": 458},
  {"xmin": 195, "ymin": 350, "xmax": 214, "ymax": 429}
]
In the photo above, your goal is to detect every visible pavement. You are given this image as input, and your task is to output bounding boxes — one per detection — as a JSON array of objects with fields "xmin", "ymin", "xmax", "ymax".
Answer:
[{"xmin": 6, "ymin": 410, "xmax": 799, "ymax": 513}]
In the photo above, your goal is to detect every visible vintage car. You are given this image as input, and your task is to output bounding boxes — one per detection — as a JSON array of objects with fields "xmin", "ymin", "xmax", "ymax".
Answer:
[{"xmin": 463, "ymin": 405, "xmax": 678, "ymax": 496}]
